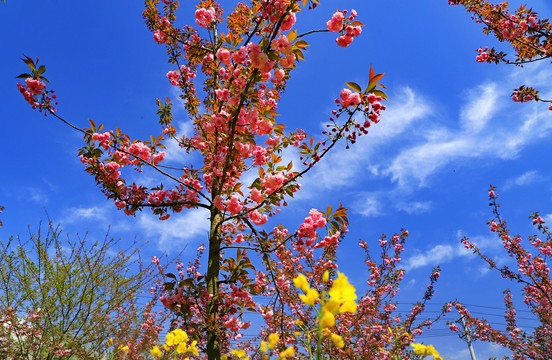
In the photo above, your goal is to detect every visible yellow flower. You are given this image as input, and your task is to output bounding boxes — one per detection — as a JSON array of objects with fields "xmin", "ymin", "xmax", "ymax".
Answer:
[
  {"xmin": 319, "ymin": 309, "xmax": 335, "ymax": 328},
  {"xmin": 299, "ymin": 288, "xmax": 319, "ymax": 306},
  {"xmin": 322, "ymin": 299, "xmax": 340, "ymax": 314},
  {"xmin": 108, "ymin": 338, "xmax": 114, "ymax": 346},
  {"xmin": 150, "ymin": 346, "xmax": 163, "ymax": 358},
  {"xmin": 188, "ymin": 340, "xmax": 199, "ymax": 355},
  {"xmin": 279, "ymin": 346, "xmax": 294, "ymax": 359},
  {"xmin": 177, "ymin": 342, "xmax": 187, "ymax": 354},
  {"xmin": 328, "ymin": 272, "xmax": 357, "ymax": 313},
  {"xmin": 260, "ymin": 340, "xmax": 267, "ymax": 353},
  {"xmin": 411, "ymin": 343, "xmax": 441, "ymax": 359},
  {"xmin": 322, "ymin": 270, "xmax": 329, "ymax": 282},
  {"xmin": 118, "ymin": 345, "xmax": 129, "ymax": 352},
  {"xmin": 330, "ymin": 333, "xmax": 344, "ymax": 349},
  {"xmin": 339, "ymin": 299, "xmax": 357, "ymax": 314},
  {"xmin": 293, "ymin": 274, "xmax": 310, "ymax": 293},
  {"xmin": 268, "ymin": 333, "xmax": 279, "ymax": 350},
  {"xmin": 231, "ymin": 349, "xmax": 248, "ymax": 358},
  {"xmin": 167, "ymin": 328, "xmax": 188, "ymax": 346},
  {"xmin": 221, "ymin": 355, "xmax": 228, "ymax": 360}
]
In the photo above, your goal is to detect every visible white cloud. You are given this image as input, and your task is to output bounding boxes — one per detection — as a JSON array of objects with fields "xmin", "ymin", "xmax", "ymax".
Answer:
[
  {"xmin": 460, "ymin": 83, "xmax": 500, "ymax": 134},
  {"xmin": 384, "ymin": 75, "xmax": 552, "ymax": 188},
  {"xmin": 503, "ymin": 170, "xmax": 541, "ymax": 190},
  {"xmin": 28, "ymin": 187, "xmax": 49, "ymax": 204},
  {"xmin": 61, "ymin": 205, "xmax": 108, "ymax": 224},
  {"xmin": 403, "ymin": 243, "xmax": 471, "ymax": 271},
  {"xmin": 137, "ymin": 208, "xmax": 210, "ymax": 252},
  {"xmin": 163, "ymin": 121, "xmax": 195, "ymax": 163},
  {"xmin": 396, "ymin": 201, "xmax": 433, "ymax": 215},
  {"xmin": 354, "ymin": 195, "xmax": 381, "ymax": 217},
  {"xmin": 308, "ymin": 86, "xmax": 432, "ymax": 190}
]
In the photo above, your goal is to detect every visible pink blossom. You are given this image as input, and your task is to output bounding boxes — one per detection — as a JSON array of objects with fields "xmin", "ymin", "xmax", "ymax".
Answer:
[
  {"xmin": 326, "ymin": 12, "xmax": 344, "ymax": 32},
  {"xmin": 25, "ymin": 78, "xmax": 46, "ymax": 95},
  {"xmin": 265, "ymin": 136, "xmax": 280, "ymax": 146},
  {"xmin": 250, "ymin": 188, "xmax": 265, "ymax": 203},
  {"xmin": 336, "ymin": 35, "xmax": 354, "ymax": 47},
  {"xmin": 128, "ymin": 142, "xmax": 152, "ymax": 162},
  {"xmin": 254, "ymin": 119, "xmax": 273, "ymax": 136},
  {"xmin": 234, "ymin": 234, "xmax": 245, "ymax": 244},
  {"xmin": 153, "ymin": 30, "xmax": 166, "ymax": 44},
  {"xmin": 262, "ymin": 172, "xmax": 286, "ymax": 194},
  {"xmin": 249, "ymin": 209, "xmax": 268, "ymax": 225},
  {"xmin": 279, "ymin": 54, "xmax": 296, "ymax": 68},
  {"xmin": 346, "ymin": 25, "xmax": 362, "ymax": 37},
  {"xmin": 216, "ymin": 48, "xmax": 232, "ymax": 66},
  {"xmin": 271, "ymin": 35, "xmax": 292, "ymax": 55},
  {"xmin": 195, "ymin": 7, "xmax": 216, "ymax": 28},
  {"xmin": 253, "ymin": 146, "xmax": 268, "ymax": 165},
  {"xmin": 280, "ymin": 12, "xmax": 296, "ymax": 31},
  {"xmin": 272, "ymin": 68, "xmax": 285, "ymax": 83},
  {"xmin": 226, "ymin": 195, "xmax": 243, "ymax": 215}
]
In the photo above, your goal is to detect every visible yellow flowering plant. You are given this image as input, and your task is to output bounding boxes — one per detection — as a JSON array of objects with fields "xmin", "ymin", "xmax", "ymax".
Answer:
[{"xmin": 290, "ymin": 271, "xmax": 357, "ymax": 360}]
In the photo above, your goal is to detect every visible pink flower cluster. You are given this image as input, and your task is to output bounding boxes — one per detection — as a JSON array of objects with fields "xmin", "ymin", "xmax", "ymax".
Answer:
[
  {"xmin": 512, "ymin": 90, "xmax": 534, "ymax": 102},
  {"xmin": 17, "ymin": 78, "xmax": 57, "ymax": 113},
  {"xmin": 313, "ymin": 231, "xmax": 340, "ymax": 249},
  {"xmin": 25, "ymin": 78, "xmax": 46, "ymax": 95},
  {"xmin": 262, "ymin": 172, "xmax": 287, "ymax": 195},
  {"xmin": 166, "ymin": 65, "xmax": 196, "ymax": 86},
  {"xmin": 337, "ymin": 25, "xmax": 362, "ymax": 47},
  {"xmin": 297, "ymin": 209, "xmax": 327, "ymax": 239},
  {"xmin": 17, "ymin": 83, "xmax": 39, "ymax": 107},
  {"xmin": 226, "ymin": 195, "xmax": 243, "ymax": 215},
  {"xmin": 195, "ymin": 7, "xmax": 216, "ymax": 28},
  {"xmin": 91, "ymin": 132, "xmax": 112, "ymax": 150},
  {"xmin": 326, "ymin": 10, "xmax": 362, "ymax": 47},
  {"xmin": 249, "ymin": 209, "xmax": 268, "ymax": 225},
  {"xmin": 340, "ymin": 88, "xmax": 362, "ymax": 107},
  {"xmin": 476, "ymin": 47, "xmax": 489, "ymax": 62},
  {"xmin": 128, "ymin": 141, "xmax": 153, "ymax": 162}
]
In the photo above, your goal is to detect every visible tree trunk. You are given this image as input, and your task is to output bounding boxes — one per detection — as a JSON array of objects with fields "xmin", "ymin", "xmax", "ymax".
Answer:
[{"xmin": 206, "ymin": 207, "xmax": 222, "ymax": 360}]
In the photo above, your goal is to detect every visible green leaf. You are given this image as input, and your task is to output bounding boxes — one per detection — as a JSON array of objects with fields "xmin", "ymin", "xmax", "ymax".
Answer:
[
  {"xmin": 38, "ymin": 65, "xmax": 46, "ymax": 75},
  {"xmin": 345, "ymin": 81, "xmax": 362, "ymax": 93},
  {"xmin": 364, "ymin": 83, "xmax": 376, "ymax": 94},
  {"xmin": 16, "ymin": 73, "xmax": 32, "ymax": 79}
]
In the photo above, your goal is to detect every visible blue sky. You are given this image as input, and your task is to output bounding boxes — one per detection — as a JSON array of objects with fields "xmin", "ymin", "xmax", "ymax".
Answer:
[{"xmin": 2, "ymin": 0, "xmax": 552, "ymax": 358}]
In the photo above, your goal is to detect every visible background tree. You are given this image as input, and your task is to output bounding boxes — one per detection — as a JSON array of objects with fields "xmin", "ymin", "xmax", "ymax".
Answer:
[
  {"xmin": 0, "ymin": 219, "xmax": 162, "ymax": 360},
  {"xmin": 449, "ymin": 0, "xmax": 552, "ymax": 107},
  {"xmin": 449, "ymin": 188, "xmax": 552, "ymax": 359}
]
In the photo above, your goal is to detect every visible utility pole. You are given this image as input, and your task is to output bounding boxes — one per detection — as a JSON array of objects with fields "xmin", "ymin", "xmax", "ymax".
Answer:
[{"xmin": 457, "ymin": 315, "xmax": 477, "ymax": 360}]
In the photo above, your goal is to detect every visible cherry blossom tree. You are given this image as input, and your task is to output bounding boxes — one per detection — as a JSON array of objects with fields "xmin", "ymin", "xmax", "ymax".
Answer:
[{"xmin": 17, "ymin": 1, "xmax": 389, "ymax": 358}]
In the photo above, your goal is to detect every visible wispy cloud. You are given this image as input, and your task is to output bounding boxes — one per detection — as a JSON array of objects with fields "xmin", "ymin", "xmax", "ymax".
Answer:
[
  {"xmin": 403, "ymin": 243, "xmax": 471, "ymax": 271},
  {"xmin": 60, "ymin": 204, "xmax": 110, "ymax": 225},
  {"xmin": 354, "ymin": 194, "xmax": 381, "ymax": 216},
  {"xmin": 396, "ymin": 201, "xmax": 433, "ymax": 215},
  {"xmin": 137, "ymin": 208, "xmax": 210, "ymax": 252},
  {"xmin": 503, "ymin": 170, "xmax": 541, "ymax": 190},
  {"xmin": 305, "ymin": 63, "xmax": 552, "ymax": 196},
  {"xmin": 308, "ymin": 86, "xmax": 432, "ymax": 190}
]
